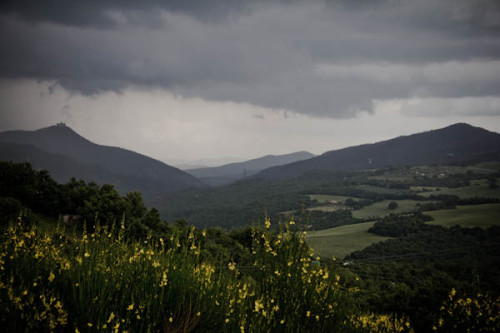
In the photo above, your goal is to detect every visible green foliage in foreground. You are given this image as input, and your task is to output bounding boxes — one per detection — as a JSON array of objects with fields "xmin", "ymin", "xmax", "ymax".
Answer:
[
  {"xmin": 0, "ymin": 218, "xmax": 415, "ymax": 333},
  {"xmin": 0, "ymin": 161, "xmax": 165, "ymax": 238}
]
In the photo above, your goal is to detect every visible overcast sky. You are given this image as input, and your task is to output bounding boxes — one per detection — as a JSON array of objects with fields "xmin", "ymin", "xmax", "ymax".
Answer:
[{"xmin": 1, "ymin": 0, "xmax": 499, "ymax": 167}]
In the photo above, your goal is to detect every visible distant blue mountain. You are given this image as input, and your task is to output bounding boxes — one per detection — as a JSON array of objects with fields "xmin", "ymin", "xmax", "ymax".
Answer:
[{"xmin": 185, "ymin": 151, "xmax": 315, "ymax": 186}]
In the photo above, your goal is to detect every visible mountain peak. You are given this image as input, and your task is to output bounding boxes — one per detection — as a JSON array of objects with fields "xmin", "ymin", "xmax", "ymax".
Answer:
[
  {"xmin": 0, "ymin": 125, "xmax": 204, "ymax": 194},
  {"xmin": 37, "ymin": 123, "xmax": 81, "ymax": 136},
  {"xmin": 255, "ymin": 123, "xmax": 500, "ymax": 180},
  {"xmin": 441, "ymin": 122, "xmax": 483, "ymax": 132}
]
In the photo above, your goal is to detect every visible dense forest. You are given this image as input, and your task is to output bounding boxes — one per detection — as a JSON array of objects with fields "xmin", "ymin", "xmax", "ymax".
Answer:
[{"xmin": 153, "ymin": 165, "xmax": 500, "ymax": 230}]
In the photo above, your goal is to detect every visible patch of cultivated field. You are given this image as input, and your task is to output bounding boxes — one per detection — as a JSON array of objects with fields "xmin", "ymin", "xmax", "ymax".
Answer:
[
  {"xmin": 410, "ymin": 186, "xmax": 442, "ymax": 192},
  {"xmin": 470, "ymin": 179, "xmax": 488, "ymax": 186},
  {"xmin": 368, "ymin": 175, "xmax": 413, "ymax": 182},
  {"xmin": 413, "ymin": 165, "xmax": 470, "ymax": 176},
  {"xmin": 354, "ymin": 184, "xmax": 410, "ymax": 195},
  {"xmin": 426, "ymin": 204, "xmax": 500, "ymax": 229},
  {"xmin": 417, "ymin": 180, "xmax": 500, "ymax": 199},
  {"xmin": 307, "ymin": 194, "xmax": 358, "ymax": 203},
  {"xmin": 352, "ymin": 200, "xmax": 424, "ymax": 219},
  {"xmin": 306, "ymin": 222, "xmax": 391, "ymax": 260},
  {"xmin": 468, "ymin": 162, "xmax": 500, "ymax": 173},
  {"xmin": 307, "ymin": 206, "xmax": 344, "ymax": 212}
]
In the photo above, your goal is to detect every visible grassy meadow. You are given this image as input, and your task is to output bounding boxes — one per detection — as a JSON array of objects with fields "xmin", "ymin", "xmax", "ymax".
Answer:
[
  {"xmin": 353, "ymin": 185, "xmax": 410, "ymax": 195},
  {"xmin": 426, "ymin": 204, "xmax": 500, "ymax": 229},
  {"xmin": 351, "ymin": 200, "xmax": 424, "ymax": 219},
  {"xmin": 306, "ymin": 222, "xmax": 391, "ymax": 260},
  {"xmin": 307, "ymin": 206, "xmax": 344, "ymax": 212},
  {"xmin": 306, "ymin": 201, "xmax": 500, "ymax": 260},
  {"xmin": 416, "ymin": 178, "xmax": 500, "ymax": 199}
]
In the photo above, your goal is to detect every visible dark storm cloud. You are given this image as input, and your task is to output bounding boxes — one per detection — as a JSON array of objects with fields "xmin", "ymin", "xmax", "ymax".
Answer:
[
  {"xmin": 0, "ymin": 0, "xmax": 251, "ymax": 26},
  {"xmin": 0, "ymin": 0, "xmax": 499, "ymax": 117}
]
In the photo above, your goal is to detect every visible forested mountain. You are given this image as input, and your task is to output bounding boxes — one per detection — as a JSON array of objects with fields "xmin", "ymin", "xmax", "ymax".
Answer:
[
  {"xmin": 255, "ymin": 123, "xmax": 500, "ymax": 180},
  {"xmin": 185, "ymin": 151, "xmax": 315, "ymax": 186},
  {"xmin": 0, "ymin": 124, "xmax": 204, "ymax": 194}
]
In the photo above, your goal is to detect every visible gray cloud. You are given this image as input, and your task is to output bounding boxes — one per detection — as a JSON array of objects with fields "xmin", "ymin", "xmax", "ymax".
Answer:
[
  {"xmin": 0, "ymin": 0, "xmax": 499, "ymax": 118},
  {"xmin": 0, "ymin": 0, "xmax": 252, "ymax": 27}
]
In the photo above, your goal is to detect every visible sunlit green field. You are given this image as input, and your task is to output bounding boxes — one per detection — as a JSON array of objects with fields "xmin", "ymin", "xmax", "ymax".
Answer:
[
  {"xmin": 306, "ymin": 222, "xmax": 391, "ymax": 260},
  {"xmin": 351, "ymin": 200, "xmax": 424, "ymax": 219},
  {"xmin": 426, "ymin": 204, "xmax": 500, "ymax": 229}
]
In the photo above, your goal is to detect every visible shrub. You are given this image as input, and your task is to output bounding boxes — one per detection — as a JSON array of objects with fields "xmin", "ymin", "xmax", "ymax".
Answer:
[{"xmin": 0, "ymin": 217, "xmax": 407, "ymax": 332}]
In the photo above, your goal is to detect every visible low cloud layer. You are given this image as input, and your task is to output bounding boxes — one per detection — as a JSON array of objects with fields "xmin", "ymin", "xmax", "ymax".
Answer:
[
  {"xmin": 1, "ymin": 0, "xmax": 499, "ymax": 118},
  {"xmin": 2, "ymin": 79, "xmax": 499, "ymax": 164}
]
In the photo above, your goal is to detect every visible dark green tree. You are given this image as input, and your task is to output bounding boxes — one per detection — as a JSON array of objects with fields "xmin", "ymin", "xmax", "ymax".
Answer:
[{"xmin": 388, "ymin": 201, "xmax": 399, "ymax": 210}]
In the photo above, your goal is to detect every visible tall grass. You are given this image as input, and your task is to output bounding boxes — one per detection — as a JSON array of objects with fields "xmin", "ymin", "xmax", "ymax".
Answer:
[{"xmin": 0, "ymin": 216, "xmax": 412, "ymax": 332}]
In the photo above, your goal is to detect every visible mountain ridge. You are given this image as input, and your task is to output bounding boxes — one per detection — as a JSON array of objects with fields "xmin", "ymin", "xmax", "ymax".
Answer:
[
  {"xmin": 254, "ymin": 123, "xmax": 500, "ymax": 180},
  {"xmin": 0, "ymin": 124, "xmax": 204, "ymax": 194},
  {"xmin": 185, "ymin": 151, "xmax": 315, "ymax": 186}
]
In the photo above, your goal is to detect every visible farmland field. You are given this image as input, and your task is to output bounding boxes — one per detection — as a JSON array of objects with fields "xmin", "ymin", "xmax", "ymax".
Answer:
[
  {"xmin": 353, "ymin": 184, "xmax": 410, "ymax": 195},
  {"xmin": 417, "ymin": 180, "xmax": 500, "ymax": 199},
  {"xmin": 307, "ymin": 205, "xmax": 343, "ymax": 212},
  {"xmin": 467, "ymin": 162, "xmax": 500, "ymax": 173},
  {"xmin": 369, "ymin": 163, "xmax": 498, "ymax": 183},
  {"xmin": 368, "ymin": 175, "xmax": 413, "ymax": 182},
  {"xmin": 307, "ymin": 194, "xmax": 358, "ymax": 203},
  {"xmin": 351, "ymin": 199, "xmax": 425, "ymax": 219},
  {"xmin": 426, "ymin": 203, "xmax": 500, "ymax": 229},
  {"xmin": 306, "ymin": 221, "xmax": 391, "ymax": 259}
]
